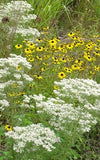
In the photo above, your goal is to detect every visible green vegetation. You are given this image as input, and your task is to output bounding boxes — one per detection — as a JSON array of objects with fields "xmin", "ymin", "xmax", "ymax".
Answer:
[{"xmin": 0, "ymin": 0, "xmax": 100, "ymax": 160}]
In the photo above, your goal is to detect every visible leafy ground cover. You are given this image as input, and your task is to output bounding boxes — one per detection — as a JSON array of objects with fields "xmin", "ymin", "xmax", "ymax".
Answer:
[{"xmin": 0, "ymin": 0, "xmax": 100, "ymax": 160}]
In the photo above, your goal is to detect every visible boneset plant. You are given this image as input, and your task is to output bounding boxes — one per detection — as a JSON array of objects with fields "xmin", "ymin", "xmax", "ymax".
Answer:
[
  {"xmin": 0, "ymin": 0, "xmax": 40, "ymax": 58},
  {"xmin": 3, "ymin": 75, "xmax": 100, "ymax": 159}
]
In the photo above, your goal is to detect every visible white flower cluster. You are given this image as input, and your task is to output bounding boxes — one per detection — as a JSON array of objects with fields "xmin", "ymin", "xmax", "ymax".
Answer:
[
  {"xmin": 0, "ymin": 1, "xmax": 40, "ymax": 39},
  {"xmin": 0, "ymin": 99, "xmax": 9, "ymax": 111},
  {"xmin": 20, "ymin": 94, "xmax": 45, "ymax": 108},
  {"xmin": 16, "ymin": 27, "xmax": 40, "ymax": 39},
  {"xmin": 4, "ymin": 78, "xmax": 100, "ymax": 153},
  {"xmin": 36, "ymin": 95, "xmax": 97, "ymax": 132},
  {"xmin": 5, "ymin": 123, "xmax": 60, "ymax": 153},
  {"xmin": 0, "ymin": 54, "xmax": 33, "ymax": 110},
  {"xmin": 54, "ymin": 78, "xmax": 100, "ymax": 104},
  {"xmin": 0, "ymin": 1, "xmax": 34, "ymax": 17},
  {"xmin": 0, "ymin": 54, "xmax": 32, "ymax": 69}
]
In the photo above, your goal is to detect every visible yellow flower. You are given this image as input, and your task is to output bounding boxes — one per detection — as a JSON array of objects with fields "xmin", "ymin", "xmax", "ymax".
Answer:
[
  {"xmin": 16, "ymin": 66, "xmax": 22, "ymax": 70},
  {"xmin": 64, "ymin": 67, "xmax": 72, "ymax": 73},
  {"xmin": 49, "ymin": 39, "xmax": 57, "ymax": 47},
  {"xmin": 44, "ymin": 55, "xmax": 50, "ymax": 59},
  {"xmin": 93, "ymin": 51, "xmax": 100, "ymax": 56},
  {"xmin": 24, "ymin": 48, "xmax": 32, "ymax": 54},
  {"xmin": 54, "ymin": 85, "xmax": 59, "ymax": 90},
  {"xmin": 67, "ymin": 32, "xmax": 75, "ymax": 37},
  {"xmin": 93, "ymin": 35, "xmax": 99, "ymax": 38},
  {"xmin": 58, "ymin": 72, "xmax": 66, "ymax": 79},
  {"xmin": 90, "ymin": 71, "xmax": 95, "ymax": 75},
  {"xmin": 95, "ymin": 47, "xmax": 100, "ymax": 50},
  {"xmin": 41, "ymin": 67, "xmax": 46, "ymax": 72},
  {"xmin": 58, "ymin": 44, "xmax": 65, "ymax": 51},
  {"xmin": 5, "ymin": 125, "xmax": 12, "ymax": 131},
  {"xmin": 60, "ymin": 57, "xmax": 66, "ymax": 63},
  {"xmin": 34, "ymin": 75, "xmax": 42, "ymax": 79},
  {"xmin": 16, "ymin": 101, "xmax": 20, "ymax": 104},
  {"xmin": 23, "ymin": 40, "xmax": 28, "ymax": 43},
  {"xmin": 52, "ymin": 56, "xmax": 58, "ymax": 61},
  {"xmin": 28, "ymin": 43, "xmax": 35, "ymax": 49},
  {"xmin": 71, "ymin": 36, "xmax": 79, "ymax": 40},
  {"xmin": 36, "ymin": 46, "xmax": 44, "ymax": 52},
  {"xmin": 17, "ymin": 92, "xmax": 25, "ymax": 96},
  {"xmin": 94, "ymin": 66, "xmax": 100, "ymax": 71},
  {"xmin": 29, "ymin": 83, "xmax": 34, "ymax": 88},
  {"xmin": 84, "ymin": 55, "xmax": 92, "ymax": 61},
  {"xmin": 28, "ymin": 57, "xmax": 34, "ymax": 62},
  {"xmin": 43, "ymin": 26, "xmax": 49, "ymax": 30},
  {"xmin": 67, "ymin": 57, "xmax": 73, "ymax": 62},
  {"xmin": 75, "ymin": 59, "xmax": 83, "ymax": 66},
  {"xmin": 8, "ymin": 92, "xmax": 15, "ymax": 97},
  {"xmin": 36, "ymin": 56, "xmax": 42, "ymax": 61},
  {"xmin": 71, "ymin": 64, "xmax": 79, "ymax": 70},
  {"xmin": 36, "ymin": 38, "xmax": 43, "ymax": 42},
  {"xmin": 53, "ymin": 60, "xmax": 60, "ymax": 64},
  {"xmin": 15, "ymin": 44, "xmax": 22, "ymax": 49},
  {"xmin": 78, "ymin": 67, "xmax": 84, "ymax": 71},
  {"xmin": 66, "ymin": 44, "xmax": 73, "ymax": 49}
]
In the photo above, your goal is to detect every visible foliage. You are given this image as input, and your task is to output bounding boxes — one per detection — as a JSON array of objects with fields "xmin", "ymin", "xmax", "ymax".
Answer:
[{"xmin": 0, "ymin": 0, "xmax": 100, "ymax": 160}]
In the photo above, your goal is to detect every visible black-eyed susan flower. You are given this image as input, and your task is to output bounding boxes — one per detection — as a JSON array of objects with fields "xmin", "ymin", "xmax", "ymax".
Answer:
[
  {"xmin": 84, "ymin": 55, "xmax": 92, "ymax": 61},
  {"xmin": 41, "ymin": 67, "xmax": 46, "ymax": 72},
  {"xmin": 36, "ymin": 46, "xmax": 44, "ymax": 52},
  {"xmin": 42, "ymin": 62, "xmax": 48, "ymax": 66},
  {"xmin": 71, "ymin": 36, "xmax": 79, "ymax": 40},
  {"xmin": 29, "ymin": 83, "xmax": 34, "ymax": 88},
  {"xmin": 5, "ymin": 125, "xmax": 12, "ymax": 131},
  {"xmin": 71, "ymin": 64, "xmax": 79, "ymax": 70},
  {"xmin": 58, "ymin": 72, "xmax": 66, "ymax": 79},
  {"xmin": 34, "ymin": 75, "xmax": 42, "ymax": 79},
  {"xmin": 94, "ymin": 66, "xmax": 100, "ymax": 71},
  {"xmin": 24, "ymin": 48, "xmax": 32, "ymax": 54},
  {"xmin": 28, "ymin": 43, "xmax": 35, "ymax": 49},
  {"xmin": 78, "ymin": 67, "xmax": 84, "ymax": 71},
  {"xmin": 90, "ymin": 71, "xmax": 95, "ymax": 75},
  {"xmin": 44, "ymin": 55, "xmax": 50, "ymax": 59},
  {"xmin": 58, "ymin": 44, "xmax": 65, "ymax": 51},
  {"xmin": 64, "ymin": 67, "xmax": 72, "ymax": 73},
  {"xmin": 75, "ymin": 59, "xmax": 83, "ymax": 66},
  {"xmin": 16, "ymin": 100, "xmax": 20, "ymax": 104},
  {"xmin": 67, "ymin": 57, "xmax": 73, "ymax": 62},
  {"xmin": 36, "ymin": 56, "xmax": 42, "ymax": 61},
  {"xmin": 95, "ymin": 46, "xmax": 100, "ymax": 50},
  {"xmin": 52, "ymin": 56, "xmax": 58, "ymax": 61},
  {"xmin": 28, "ymin": 57, "xmax": 34, "ymax": 62},
  {"xmin": 17, "ymin": 92, "xmax": 25, "ymax": 96},
  {"xmin": 66, "ymin": 44, "xmax": 73, "ymax": 49},
  {"xmin": 16, "ymin": 66, "xmax": 22, "ymax": 70},
  {"xmin": 48, "ymin": 39, "xmax": 57, "ymax": 48},
  {"xmin": 93, "ymin": 51, "xmax": 100, "ymax": 56},
  {"xmin": 43, "ymin": 26, "xmax": 49, "ymax": 30},
  {"xmin": 36, "ymin": 38, "xmax": 43, "ymax": 42},
  {"xmin": 54, "ymin": 85, "xmax": 59, "ymax": 90},
  {"xmin": 67, "ymin": 32, "xmax": 75, "ymax": 37},
  {"xmin": 15, "ymin": 44, "xmax": 22, "ymax": 49},
  {"xmin": 75, "ymin": 41, "xmax": 81, "ymax": 47},
  {"xmin": 53, "ymin": 60, "xmax": 60, "ymax": 65},
  {"xmin": 93, "ymin": 35, "xmax": 99, "ymax": 38},
  {"xmin": 8, "ymin": 92, "xmax": 15, "ymax": 97},
  {"xmin": 60, "ymin": 57, "xmax": 66, "ymax": 63},
  {"xmin": 23, "ymin": 40, "xmax": 28, "ymax": 43}
]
